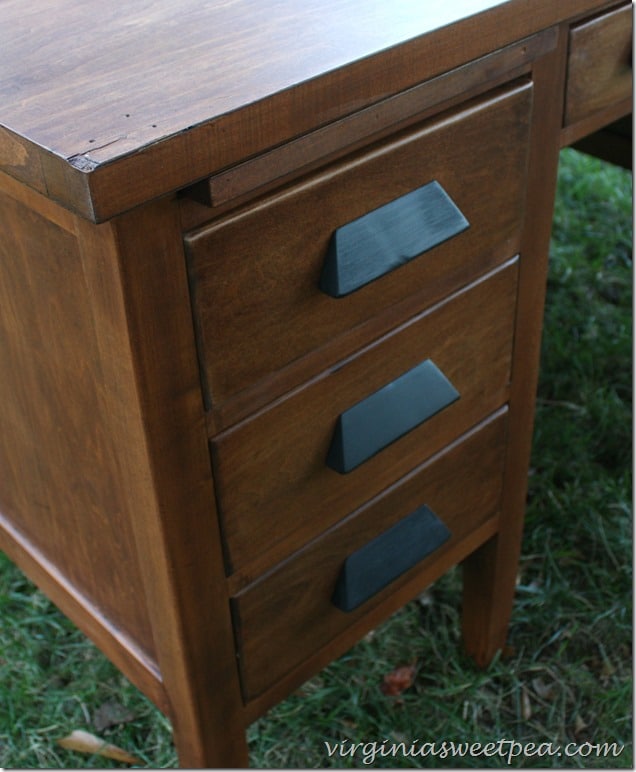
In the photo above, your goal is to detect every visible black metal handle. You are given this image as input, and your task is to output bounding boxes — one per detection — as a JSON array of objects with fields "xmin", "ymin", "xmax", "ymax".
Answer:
[
  {"xmin": 319, "ymin": 180, "xmax": 469, "ymax": 298},
  {"xmin": 332, "ymin": 505, "xmax": 451, "ymax": 612},
  {"xmin": 326, "ymin": 359, "xmax": 459, "ymax": 474}
]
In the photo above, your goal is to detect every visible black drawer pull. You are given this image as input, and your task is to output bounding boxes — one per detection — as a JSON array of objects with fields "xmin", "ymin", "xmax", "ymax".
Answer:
[
  {"xmin": 319, "ymin": 180, "xmax": 469, "ymax": 298},
  {"xmin": 332, "ymin": 505, "xmax": 451, "ymax": 612},
  {"xmin": 326, "ymin": 359, "xmax": 459, "ymax": 474}
]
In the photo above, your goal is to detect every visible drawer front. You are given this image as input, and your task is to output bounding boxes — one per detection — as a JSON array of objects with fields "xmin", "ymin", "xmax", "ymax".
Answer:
[
  {"xmin": 213, "ymin": 258, "xmax": 517, "ymax": 573},
  {"xmin": 185, "ymin": 81, "xmax": 532, "ymax": 409},
  {"xmin": 564, "ymin": 4, "xmax": 632, "ymax": 127},
  {"xmin": 232, "ymin": 409, "xmax": 507, "ymax": 700}
]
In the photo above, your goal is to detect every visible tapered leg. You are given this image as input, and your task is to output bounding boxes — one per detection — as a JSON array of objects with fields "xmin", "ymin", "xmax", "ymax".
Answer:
[
  {"xmin": 461, "ymin": 533, "xmax": 521, "ymax": 666},
  {"xmin": 461, "ymin": 25, "xmax": 572, "ymax": 670}
]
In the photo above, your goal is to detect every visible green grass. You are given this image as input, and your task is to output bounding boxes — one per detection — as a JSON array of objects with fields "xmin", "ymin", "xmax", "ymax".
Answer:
[{"xmin": 0, "ymin": 148, "xmax": 632, "ymax": 768}]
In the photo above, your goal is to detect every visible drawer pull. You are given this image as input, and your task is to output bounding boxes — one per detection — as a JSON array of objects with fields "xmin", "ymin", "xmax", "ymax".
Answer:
[
  {"xmin": 319, "ymin": 180, "xmax": 469, "ymax": 298},
  {"xmin": 332, "ymin": 505, "xmax": 451, "ymax": 612},
  {"xmin": 326, "ymin": 358, "xmax": 459, "ymax": 474}
]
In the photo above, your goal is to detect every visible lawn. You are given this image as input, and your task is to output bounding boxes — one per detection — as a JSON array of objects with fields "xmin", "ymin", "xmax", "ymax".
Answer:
[{"xmin": 0, "ymin": 147, "xmax": 632, "ymax": 768}]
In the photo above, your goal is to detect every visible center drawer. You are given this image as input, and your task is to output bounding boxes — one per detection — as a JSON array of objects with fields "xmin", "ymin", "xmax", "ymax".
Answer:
[
  {"xmin": 564, "ymin": 3, "xmax": 632, "ymax": 128},
  {"xmin": 212, "ymin": 257, "xmax": 518, "ymax": 574},
  {"xmin": 185, "ymin": 80, "xmax": 532, "ymax": 413}
]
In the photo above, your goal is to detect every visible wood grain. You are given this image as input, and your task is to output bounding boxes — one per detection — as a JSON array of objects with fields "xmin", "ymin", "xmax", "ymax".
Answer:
[
  {"xmin": 0, "ymin": 176, "xmax": 248, "ymax": 765},
  {"xmin": 564, "ymin": 3, "xmax": 632, "ymax": 128},
  {"xmin": 244, "ymin": 515, "xmax": 500, "ymax": 722},
  {"xmin": 0, "ymin": 179, "xmax": 161, "ymax": 703},
  {"xmin": 0, "ymin": 0, "xmax": 619, "ymax": 220},
  {"xmin": 106, "ymin": 200, "xmax": 249, "ymax": 766},
  {"xmin": 186, "ymin": 82, "xmax": 532, "ymax": 413},
  {"xmin": 2, "ymin": 0, "xmax": 508, "ymax": 161},
  {"xmin": 233, "ymin": 409, "xmax": 507, "ymax": 699},
  {"xmin": 214, "ymin": 258, "xmax": 518, "ymax": 576},
  {"xmin": 461, "ymin": 22, "xmax": 572, "ymax": 666},
  {"xmin": 185, "ymin": 29, "xmax": 555, "ymax": 211},
  {"xmin": 0, "ymin": 3, "xmax": 630, "ymax": 765}
]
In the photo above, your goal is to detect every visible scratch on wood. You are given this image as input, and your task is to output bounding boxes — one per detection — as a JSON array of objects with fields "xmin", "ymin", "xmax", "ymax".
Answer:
[
  {"xmin": 68, "ymin": 154, "xmax": 100, "ymax": 172},
  {"xmin": 68, "ymin": 135, "xmax": 128, "ymax": 170}
]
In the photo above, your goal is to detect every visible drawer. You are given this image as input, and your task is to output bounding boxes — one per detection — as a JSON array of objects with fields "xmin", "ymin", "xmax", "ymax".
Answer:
[
  {"xmin": 232, "ymin": 408, "xmax": 508, "ymax": 700},
  {"xmin": 185, "ymin": 80, "xmax": 532, "ymax": 411},
  {"xmin": 213, "ymin": 257, "xmax": 517, "ymax": 573},
  {"xmin": 564, "ymin": 4, "xmax": 632, "ymax": 127}
]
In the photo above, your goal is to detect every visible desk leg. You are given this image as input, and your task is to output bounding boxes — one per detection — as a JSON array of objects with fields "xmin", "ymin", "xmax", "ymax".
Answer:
[
  {"xmin": 460, "ymin": 25, "xmax": 570, "ymax": 668},
  {"xmin": 99, "ymin": 201, "xmax": 250, "ymax": 768},
  {"xmin": 461, "ymin": 534, "xmax": 521, "ymax": 666}
]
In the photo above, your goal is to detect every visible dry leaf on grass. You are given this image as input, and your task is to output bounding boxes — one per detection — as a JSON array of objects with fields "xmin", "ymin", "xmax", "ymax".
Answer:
[
  {"xmin": 57, "ymin": 729, "xmax": 142, "ymax": 765},
  {"xmin": 380, "ymin": 663, "xmax": 417, "ymax": 696},
  {"xmin": 531, "ymin": 676, "xmax": 555, "ymax": 700},
  {"xmin": 574, "ymin": 714, "xmax": 589, "ymax": 736},
  {"xmin": 93, "ymin": 699, "xmax": 135, "ymax": 731},
  {"xmin": 521, "ymin": 686, "xmax": 532, "ymax": 720}
]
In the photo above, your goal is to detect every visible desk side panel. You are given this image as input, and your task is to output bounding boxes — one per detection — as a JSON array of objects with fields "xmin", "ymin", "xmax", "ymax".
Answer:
[{"xmin": 0, "ymin": 175, "xmax": 164, "ymax": 708}]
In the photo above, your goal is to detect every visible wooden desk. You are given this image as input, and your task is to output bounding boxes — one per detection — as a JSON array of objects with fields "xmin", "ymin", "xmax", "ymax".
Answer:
[{"xmin": 0, "ymin": 1, "xmax": 631, "ymax": 766}]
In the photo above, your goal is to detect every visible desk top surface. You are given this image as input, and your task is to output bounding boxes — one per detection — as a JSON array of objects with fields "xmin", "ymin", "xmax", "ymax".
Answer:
[{"xmin": 0, "ymin": 0, "xmax": 611, "ymax": 220}]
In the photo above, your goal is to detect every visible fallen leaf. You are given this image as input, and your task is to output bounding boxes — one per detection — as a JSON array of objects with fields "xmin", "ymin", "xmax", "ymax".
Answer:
[
  {"xmin": 521, "ymin": 687, "xmax": 532, "ymax": 720},
  {"xmin": 600, "ymin": 658, "xmax": 616, "ymax": 684},
  {"xmin": 574, "ymin": 714, "xmax": 589, "ymax": 736},
  {"xmin": 57, "ymin": 729, "xmax": 142, "ymax": 765},
  {"xmin": 93, "ymin": 700, "xmax": 134, "ymax": 731},
  {"xmin": 531, "ymin": 677, "xmax": 555, "ymax": 700},
  {"xmin": 380, "ymin": 663, "xmax": 417, "ymax": 696}
]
